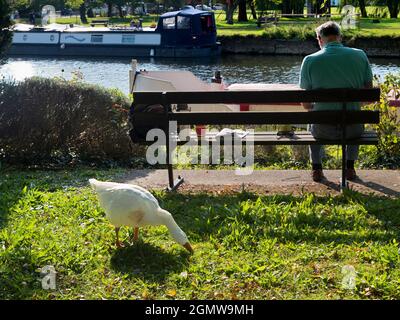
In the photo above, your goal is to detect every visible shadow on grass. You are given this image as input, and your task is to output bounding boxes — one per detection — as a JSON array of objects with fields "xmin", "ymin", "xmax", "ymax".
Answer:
[
  {"xmin": 110, "ymin": 240, "xmax": 190, "ymax": 282},
  {"xmin": 160, "ymin": 190, "xmax": 400, "ymax": 246}
]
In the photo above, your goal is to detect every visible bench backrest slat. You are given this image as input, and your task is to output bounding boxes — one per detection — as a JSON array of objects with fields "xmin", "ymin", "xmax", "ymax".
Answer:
[
  {"xmin": 132, "ymin": 111, "xmax": 380, "ymax": 126},
  {"xmin": 133, "ymin": 88, "xmax": 380, "ymax": 104}
]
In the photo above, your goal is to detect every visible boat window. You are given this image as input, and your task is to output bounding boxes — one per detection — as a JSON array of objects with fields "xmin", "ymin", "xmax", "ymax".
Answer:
[
  {"xmin": 177, "ymin": 16, "xmax": 190, "ymax": 29},
  {"xmin": 91, "ymin": 34, "xmax": 103, "ymax": 43},
  {"xmin": 122, "ymin": 34, "xmax": 135, "ymax": 44},
  {"xmin": 200, "ymin": 15, "xmax": 214, "ymax": 33},
  {"xmin": 163, "ymin": 17, "xmax": 176, "ymax": 29}
]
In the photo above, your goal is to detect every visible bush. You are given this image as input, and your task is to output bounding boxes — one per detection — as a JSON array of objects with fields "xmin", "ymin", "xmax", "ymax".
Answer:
[
  {"xmin": 262, "ymin": 24, "xmax": 316, "ymax": 40},
  {"xmin": 359, "ymin": 73, "xmax": 400, "ymax": 168},
  {"xmin": 0, "ymin": 77, "xmax": 142, "ymax": 166}
]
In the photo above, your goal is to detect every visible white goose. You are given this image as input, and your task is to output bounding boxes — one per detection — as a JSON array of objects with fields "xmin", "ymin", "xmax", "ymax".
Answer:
[{"xmin": 89, "ymin": 179, "xmax": 193, "ymax": 253}]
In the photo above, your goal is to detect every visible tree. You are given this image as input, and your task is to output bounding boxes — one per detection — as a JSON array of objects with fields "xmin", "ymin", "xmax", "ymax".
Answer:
[
  {"xmin": 114, "ymin": 0, "xmax": 127, "ymax": 17},
  {"xmin": 66, "ymin": 0, "xmax": 87, "ymax": 22},
  {"xmin": 387, "ymin": 0, "xmax": 400, "ymax": 18},
  {"xmin": 282, "ymin": 0, "xmax": 306, "ymax": 15},
  {"xmin": 226, "ymin": 0, "xmax": 236, "ymax": 24},
  {"xmin": 249, "ymin": 0, "xmax": 257, "ymax": 19},
  {"xmin": 79, "ymin": 3, "xmax": 88, "ymax": 22},
  {"xmin": 66, "ymin": 0, "xmax": 87, "ymax": 23},
  {"xmin": 106, "ymin": 1, "xmax": 113, "ymax": 17},
  {"xmin": 312, "ymin": 0, "xmax": 329, "ymax": 15},
  {"xmin": 358, "ymin": 0, "xmax": 367, "ymax": 17},
  {"xmin": 0, "ymin": 0, "xmax": 12, "ymax": 64},
  {"xmin": 237, "ymin": 0, "xmax": 248, "ymax": 21},
  {"xmin": 255, "ymin": 0, "xmax": 268, "ymax": 16}
]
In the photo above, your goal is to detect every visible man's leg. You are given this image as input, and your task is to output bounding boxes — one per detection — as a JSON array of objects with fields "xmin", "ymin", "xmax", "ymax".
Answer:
[
  {"xmin": 345, "ymin": 145, "xmax": 359, "ymax": 180},
  {"xmin": 309, "ymin": 124, "xmax": 328, "ymax": 182},
  {"xmin": 310, "ymin": 123, "xmax": 363, "ymax": 182},
  {"xmin": 309, "ymin": 144, "xmax": 324, "ymax": 167},
  {"xmin": 309, "ymin": 144, "xmax": 325, "ymax": 182},
  {"xmin": 345, "ymin": 125, "xmax": 364, "ymax": 180}
]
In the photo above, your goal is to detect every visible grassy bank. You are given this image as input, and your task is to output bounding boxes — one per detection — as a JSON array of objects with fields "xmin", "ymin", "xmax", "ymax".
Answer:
[{"xmin": 1, "ymin": 168, "xmax": 400, "ymax": 299}]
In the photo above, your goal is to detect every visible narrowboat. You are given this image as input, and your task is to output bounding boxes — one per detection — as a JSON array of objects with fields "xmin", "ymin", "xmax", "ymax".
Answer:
[{"xmin": 9, "ymin": 6, "xmax": 221, "ymax": 58}]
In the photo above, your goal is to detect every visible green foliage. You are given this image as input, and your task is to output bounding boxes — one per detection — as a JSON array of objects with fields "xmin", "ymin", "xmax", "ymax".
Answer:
[
  {"xmin": 0, "ymin": 0, "xmax": 12, "ymax": 64},
  {"xmin": 261, "ymin": 24, "xmax": 316, "ymax": 40},
  {"xmin": 13, "ymin": 0, "xmax": 66, "ymax": 12},
  {"xmin": 369, "ymin": 6, "xmax": 389, "ymax": 18},
  {"xmin": 66, "ymin": 0, "xmax": 84, "ymax": 9},
  {"xmin": 361, "ymin": 73, "xmax": 400, "ymax": 168},
  {"xmin": 0, "ymin": 169, "xmax": 400, "ymax": 299}
]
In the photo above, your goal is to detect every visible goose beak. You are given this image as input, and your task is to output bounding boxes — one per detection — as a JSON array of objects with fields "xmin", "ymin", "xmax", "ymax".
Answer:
[{"xmin": 183, "ymin": 242, "xmax": 194, "ymax": 254}]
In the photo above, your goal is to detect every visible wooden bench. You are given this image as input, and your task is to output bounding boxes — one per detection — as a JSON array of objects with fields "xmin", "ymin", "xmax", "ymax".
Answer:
[
  {"xmin": 256, "ymin": 16, "xmax": 278, "ymax": 27},
  {"xmin": 90, "ymin": 19, "xmax": 109, "ymax": 27},
  {"xmin": 129, "ymin": 88, "xmax": 380, "ymax": 191}
]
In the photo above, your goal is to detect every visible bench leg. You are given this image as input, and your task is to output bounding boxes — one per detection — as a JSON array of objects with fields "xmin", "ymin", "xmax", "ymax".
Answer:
[
  {"xmin": 166, "ymin": 130, "xmax": 184, "ymax": 192},
  {"xmin": 166, "ymin": 163, "xmax": 184, "ymax": 192},
  {"xmin": 340, "ymin": 144, "xmax": 348, "ymax": 191}
]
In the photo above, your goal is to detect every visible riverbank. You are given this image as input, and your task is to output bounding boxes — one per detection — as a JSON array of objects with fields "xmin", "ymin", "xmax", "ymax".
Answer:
[{"xmin": 219, "ymin": 35, "xmax": 400, "ymax": 58}]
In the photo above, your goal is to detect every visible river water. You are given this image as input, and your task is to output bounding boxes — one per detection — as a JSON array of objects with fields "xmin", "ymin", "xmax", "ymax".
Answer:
[{"xmin": 1, "ymin": 55, "xmax": 399, "ymax": 94}]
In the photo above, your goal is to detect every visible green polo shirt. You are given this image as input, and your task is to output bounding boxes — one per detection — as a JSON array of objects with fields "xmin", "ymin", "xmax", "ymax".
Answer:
[{"xmin": 299, "ymin": 41, "xmax": 373, "ymax": 111}]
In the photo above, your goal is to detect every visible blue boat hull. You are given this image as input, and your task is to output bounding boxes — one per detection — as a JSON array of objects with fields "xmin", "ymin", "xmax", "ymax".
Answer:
[{"xmin": 9, "ymin": 43, "xmax": 221, "ymax": 58}]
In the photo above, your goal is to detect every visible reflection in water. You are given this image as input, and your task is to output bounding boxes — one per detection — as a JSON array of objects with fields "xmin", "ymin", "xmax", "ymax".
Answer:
[
  {"xmin": 0, "ymin": 55, "xmax": 399, "ymax": 94},
  {"xmin": 0, "ymin": 60, "xmax": 35, "ymax": 81}
]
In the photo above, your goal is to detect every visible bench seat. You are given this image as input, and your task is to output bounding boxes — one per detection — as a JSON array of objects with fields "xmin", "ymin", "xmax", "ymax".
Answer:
[{"xmin": 138, "ymin": 131, "xmax": 378, "ymax": 146}]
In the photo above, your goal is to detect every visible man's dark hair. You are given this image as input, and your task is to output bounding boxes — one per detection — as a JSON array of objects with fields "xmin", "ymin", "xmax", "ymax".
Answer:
[{"xmin": 316, "ymin": 21, "xmax": 341, "ymax": 38}]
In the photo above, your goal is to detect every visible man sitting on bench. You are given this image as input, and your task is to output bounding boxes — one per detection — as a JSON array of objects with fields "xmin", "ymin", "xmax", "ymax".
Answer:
[{"xmin": 299, "ymin": 21, "xmax": 373, "ymax": 182}]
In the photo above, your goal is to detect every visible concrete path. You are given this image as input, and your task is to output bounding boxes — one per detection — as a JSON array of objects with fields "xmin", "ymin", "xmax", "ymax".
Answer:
[{"xmin": 121, "ymin": 169, "xmax": 399, "ymax": 197}]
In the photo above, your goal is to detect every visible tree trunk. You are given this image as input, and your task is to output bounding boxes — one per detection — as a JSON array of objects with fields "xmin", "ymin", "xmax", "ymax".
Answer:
[
  {"xmin": 387, "ymin": 0, "xmax": 399, "ymax": 18},
  {"xmin": 107, "ymin": 2, "xmax": 113, "ymax": 18},
  {"xmin": 281, "ymin": 0, "xmax": 291, "ymax": 15},
  {"xmin": 358, "ymin": 0, "xmax": 367, "ymax": 17},
  {"xmin": 293, "ymin": 0, "xmax": 305, "ymax": 14},
  {"xmin": 117, "ymin": 5, "xmax": 123, "ymax": 17},
  {"xmin": 313, "ymin": 0, "xmax": 325, "ymax": 15},
  {"xmin": 79, "ymin": 4, "xmax": 87, "ymax": 24},
  {"xmin": 238, "ymin": 0, "xmax": 248, "ymax": 22},
  {"xmin": 281, "ymin": 0, "xmax": 304, "ymax": 15},
  {"xmin": 226, "ymin": 0, "xmax": 235, "ymax": 24},
  {"xmin": 249, "ymin": 1, "xmax": 257, "ymax": 20}
]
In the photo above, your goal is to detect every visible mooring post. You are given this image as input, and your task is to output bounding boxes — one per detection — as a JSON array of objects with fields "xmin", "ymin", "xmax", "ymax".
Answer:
[{"xmin": 129, "ymin": 59, "xmax": 137, "ymax": 94}]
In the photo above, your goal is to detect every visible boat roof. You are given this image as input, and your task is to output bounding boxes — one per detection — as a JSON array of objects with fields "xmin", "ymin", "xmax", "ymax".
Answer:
[
  {"xmin": 160, "ymin": 6, "xmax": 211, "ymax": 18},
  {"xmin": 13, "ymin": 23, "xmax": 155, "ymax": 33},
  {"xmin": 13, "ymin": 23, "xmax": 70, "ymax": 31},
  {"xmin": 14, "ymin": 23, "xmax": 70, "ymax": 32}
]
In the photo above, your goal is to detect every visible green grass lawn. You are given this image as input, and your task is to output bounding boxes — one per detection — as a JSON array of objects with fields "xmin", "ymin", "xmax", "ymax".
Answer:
[{"xmin": 1, "ymin": 167, "xmax": 400, "ymax": 299}]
